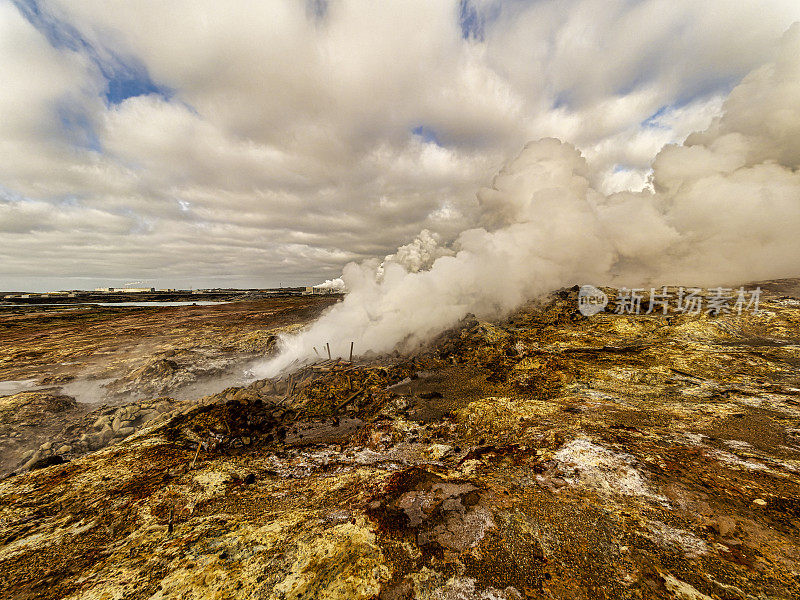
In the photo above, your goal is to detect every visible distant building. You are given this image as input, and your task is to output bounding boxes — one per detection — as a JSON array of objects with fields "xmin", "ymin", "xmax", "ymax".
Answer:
[
  {"xmin": 94, "ymin": 287, "xmax": 155, "ymax": 293},
  {"xmin": 303, "ymin": 285, "xmax": 338, "ymax": 295}
]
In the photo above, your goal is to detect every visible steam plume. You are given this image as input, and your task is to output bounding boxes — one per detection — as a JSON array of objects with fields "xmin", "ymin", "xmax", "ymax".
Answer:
[
  {"xmin": 312, "ymin": 278, "xmax": 346, "ymax": 292},
  {"xmin": 256, "ymin": 25, "xmax": 800, "ymax": 377}
]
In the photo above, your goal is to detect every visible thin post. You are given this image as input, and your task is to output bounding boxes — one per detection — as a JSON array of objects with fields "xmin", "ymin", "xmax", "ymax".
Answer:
[
  {"xmin": 313, "ymin": 346, "xmax": 320, "ymax": 357},
  {"xmin": 190, "ymin": 441, "xmax": 202, "ymax": 469},
  {"xmin": 349, "ymin": 341, "xmax": 354, "ymax": 362},
  {"xmin": 326, "ymin": 342, "xmax": 331, "ymax": 360}
]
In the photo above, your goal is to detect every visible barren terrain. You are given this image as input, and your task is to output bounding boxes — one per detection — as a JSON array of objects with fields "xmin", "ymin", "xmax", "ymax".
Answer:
[{"xmin": 0, "ymin": 285, "xmax": 799, "ymax": 599}]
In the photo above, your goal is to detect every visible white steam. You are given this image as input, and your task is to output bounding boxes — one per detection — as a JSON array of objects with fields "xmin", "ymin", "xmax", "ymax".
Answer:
[
  {"xmin": 312, "ymin": 278, "xmax": 347, "ymax": 292},
  {"xmin": 376, "ymin": 229, "xmax": 455, "ymax": 280},
  {"xmin": 256, "ymin": 25, "xmax": 800, "ymax": 377}
]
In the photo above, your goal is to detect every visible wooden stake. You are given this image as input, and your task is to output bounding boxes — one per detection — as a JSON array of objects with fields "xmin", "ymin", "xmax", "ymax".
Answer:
[
  {"xmin": 313, "ymin": 346, "xmax": 319, "ymax": 357},
  {"xmin": 336, "ymin": 388, "xmax": 364, "ymax": 411},
  {"xmin": 326, "ymin": 342, "xmax": 331, "ymax": 359},
  {"xmin": 349, "ymin": 341, "xmax": 354, "ymax": 362},
  {"xmin": 190, "ymin": 441, "xmax": 202, "ymax": 469}
]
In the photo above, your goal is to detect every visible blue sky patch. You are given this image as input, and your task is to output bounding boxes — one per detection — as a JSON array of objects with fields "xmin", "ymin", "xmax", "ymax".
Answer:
[
  {"xmin": 552, "ymin": 90, "xmax": 574, "ymax": 110},
  {"xmin": 459, "ymin": 0, "xmax": 502, "ymax": 41},
  {"xmin": 104, "ymin": 68, "xmax": 168, "ymax": 105},
  {"xmin": 641, "ymin": 105, "xmax": 671, "ymax": 129},
  {"xmin": 0, "ymin": 184, "xmax": 30, "ymax": 204},
  {"xmin": 58, "ymin": 195, "xmax": 83, "ymax": 207},
  {"xmin": 412, "ymin": 125, "xmax": 441, "ymax": 146},
  {"xmin": 306, "ymin": 0, "xmax": 328, "ymax": 21},
  {"xmin": 56, "ymin": 102, "xmax": 102, "ymax": 152},
  {"xmin": 14, "ymin": 0, "xmax": 172, "ymax": 106}
]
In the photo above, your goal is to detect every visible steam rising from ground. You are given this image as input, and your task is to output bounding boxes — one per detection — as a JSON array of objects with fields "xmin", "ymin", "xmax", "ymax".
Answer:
[
  {"xmin": 256, "ymin": 25, "xmax": 800, "ymax": 377},
  {"xmin": 312, "ymin": 278, "xmax": 346, "ymax": 293}
]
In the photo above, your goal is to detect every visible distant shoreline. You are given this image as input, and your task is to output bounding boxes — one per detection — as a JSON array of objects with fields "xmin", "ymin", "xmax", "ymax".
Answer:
[{"xmin": 0, "ymin": 291, "xmax": 345, "ymax": 313}]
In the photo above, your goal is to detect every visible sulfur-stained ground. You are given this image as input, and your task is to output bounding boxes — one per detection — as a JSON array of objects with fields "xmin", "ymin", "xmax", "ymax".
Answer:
[
  {"xmin": 0, "ymin": 283, "xmax": 799, "ymax": 599},
  {"xmin": 0, "ymin": 296, "xmax": 339, "ymax": 474}
]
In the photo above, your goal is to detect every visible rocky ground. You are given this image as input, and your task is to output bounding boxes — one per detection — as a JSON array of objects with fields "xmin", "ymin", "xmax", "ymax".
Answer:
[
  {"xmin": 0, "ymin": 284, "xmax": 799, "ymax": 599},
  {"xmin": 0, "ymin": 296, "xmax": 339, "ymax": 475}
]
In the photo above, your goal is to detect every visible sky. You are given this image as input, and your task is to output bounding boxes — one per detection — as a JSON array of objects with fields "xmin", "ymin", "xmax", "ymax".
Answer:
[{"xmin": 2, "ymin": 1, "xmax": 800, "ymax": 292}]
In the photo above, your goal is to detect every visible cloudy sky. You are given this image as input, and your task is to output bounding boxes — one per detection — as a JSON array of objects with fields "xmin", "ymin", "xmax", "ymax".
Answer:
[{"xmin": 2, "ymin": 0, "xmax": 800, "ymax": 292}]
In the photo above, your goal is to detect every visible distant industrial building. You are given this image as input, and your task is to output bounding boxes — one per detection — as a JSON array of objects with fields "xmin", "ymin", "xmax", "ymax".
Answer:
[
  {"xmin": 94, "ymin": 287, "xmax": 155, "ymax": 293},
  {"xmin": 303, "ymin": 286, "xmax": 338, "ymax": 295}
]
